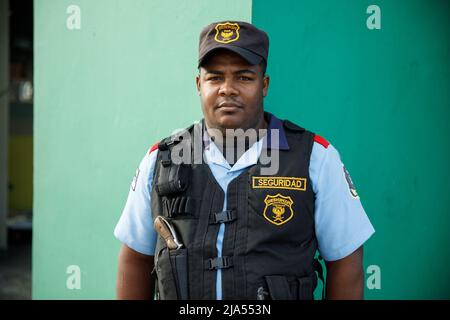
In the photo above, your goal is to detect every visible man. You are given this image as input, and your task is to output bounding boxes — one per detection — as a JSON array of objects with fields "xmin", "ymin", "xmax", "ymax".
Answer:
[{"xmin": 114, "ymin": 21, "xmax": 375, "ymax": 300}]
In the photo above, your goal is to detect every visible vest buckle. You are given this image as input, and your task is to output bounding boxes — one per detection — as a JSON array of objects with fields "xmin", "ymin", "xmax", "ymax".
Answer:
[
  {"xmin": 205, "ymin": 256, "xmax": 233, "ymax": 270},
  {"xmin": 211, "ymin": 210, "xmax": 235, "ymax": 224},
  {"xmin": 160, "ymin": 150, "xmax": 171, "ymax": 167},
  {"xmin": 159, "ymin": 136, "xmax": 183, "ymax": 167}
]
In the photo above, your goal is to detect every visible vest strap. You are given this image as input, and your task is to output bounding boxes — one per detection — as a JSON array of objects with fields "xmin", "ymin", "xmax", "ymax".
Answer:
[
  {"xmin": 166, "ymin": 196, "xmax": 199, "ymax": 218},
  {"xmin": 204, "ymin": 256, "xmax": 233, "ymax": 270},
  {"xmin": 158, "ymin": 136, "xmax": 184, "ymax": 167},
  {"xmin": 158, "ymin": 141, "xmax": 171, "ymax": 167},
  {"xmin": 210, "ymin": 210, "xmax": 236, "ymax": 224}
]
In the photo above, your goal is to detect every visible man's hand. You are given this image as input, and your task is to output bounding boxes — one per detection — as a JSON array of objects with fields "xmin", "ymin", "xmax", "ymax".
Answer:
[
  {"xmin": 116, "ymin": 244, "xmax": 155, "ymax": 300},
  {"xmin": 325, "ymin": 246, "xmax": 364, "ymax": 300}
]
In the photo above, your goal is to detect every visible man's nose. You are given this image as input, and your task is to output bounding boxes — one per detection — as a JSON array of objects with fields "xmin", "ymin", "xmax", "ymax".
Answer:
[{"xmin": 218, "ymin": 79, "xmax": 238, "ymax": 97}]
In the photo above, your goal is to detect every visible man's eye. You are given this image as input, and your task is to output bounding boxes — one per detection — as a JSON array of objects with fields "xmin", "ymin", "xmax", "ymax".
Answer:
[
  {"xmin": 238, "ymin": 76, "xmax": 253, "ymax": 81},
  {"xmin": 208, "ymin": 76, "xmax": 222, "ymax": 81}
]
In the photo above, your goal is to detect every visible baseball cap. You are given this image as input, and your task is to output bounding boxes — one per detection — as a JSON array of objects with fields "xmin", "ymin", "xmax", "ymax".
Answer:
[{"xmin": 198, "ymin": 21, "xmax": 269, "ymax": 67}]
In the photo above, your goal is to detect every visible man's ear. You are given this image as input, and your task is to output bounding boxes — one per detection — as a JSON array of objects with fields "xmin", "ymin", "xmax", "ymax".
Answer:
[
  {"xmin": 196, "ymin": 74, "xmax": 201, "ymax": 95},
  {"xmin": 262, "ymin": 75, "xmax": 270, "ymax": 97}
]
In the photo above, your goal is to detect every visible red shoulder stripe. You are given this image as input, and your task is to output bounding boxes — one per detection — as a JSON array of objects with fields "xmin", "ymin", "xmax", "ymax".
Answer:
[
  {"xmin": 149, "ymin": 142, "xmax": 159, "ymax": 154},
  {"xmin": 314, "ymin": 135, "xmax": 330, "ymax": 149}
]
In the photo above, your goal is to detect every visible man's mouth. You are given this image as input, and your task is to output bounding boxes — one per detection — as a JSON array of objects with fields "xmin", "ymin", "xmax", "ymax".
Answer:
[{"xmin": 217, "ymin": 101, "xmax": 243, "ymax": 111}]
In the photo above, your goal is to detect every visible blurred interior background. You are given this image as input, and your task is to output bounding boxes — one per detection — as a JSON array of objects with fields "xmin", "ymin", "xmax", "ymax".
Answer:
[{"xmin": 0, "ymin": 0, "xmax": 33, "ymax": 300}]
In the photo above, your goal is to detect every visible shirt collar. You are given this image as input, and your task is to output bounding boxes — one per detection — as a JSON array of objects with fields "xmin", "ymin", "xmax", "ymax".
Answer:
[
  {"xmin": 202, "ymin": 112, "xmax": 290, "ymax": 151},
  {"xmin": 263, "ymin": 112, "xmax": 290, "ymax": 150},
  {"xmin": 201, "ymin": 112, "xmax": 289, "ymax": 171}
]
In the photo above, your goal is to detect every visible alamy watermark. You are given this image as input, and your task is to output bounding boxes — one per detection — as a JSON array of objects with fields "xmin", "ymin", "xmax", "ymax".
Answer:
[
  {"xmin": 168, "ymin": 124, "xmax": 280, "ymax": 175},
  {"xmin": 366, "ymin": 264, "xmax": 381, "ymax": 290},
  {"xmin": 367, "ymin": 5, "xmax": 381, "ymax": 30},
  {"xmin": 66, "ymin": 265, "xmax": 81, "ymax": 290}
]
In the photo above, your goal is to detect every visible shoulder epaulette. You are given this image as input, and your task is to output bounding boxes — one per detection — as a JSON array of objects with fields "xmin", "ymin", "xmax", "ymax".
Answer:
[
  {"xmin": 313, "ymin": 135, "xmax": 330, "ymax": 149},
  {"xmin": 148, "ymin": 142, "xmax": 159, "ymax": 154}
]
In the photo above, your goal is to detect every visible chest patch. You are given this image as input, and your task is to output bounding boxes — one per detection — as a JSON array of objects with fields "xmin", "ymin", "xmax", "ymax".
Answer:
[
  {"xmin": 252, "ymin": 176, "xmax": 307, "ymax": 191},
  {"xmin": 263, "ymin": 194, "xmax": 294, "ymax": 226}
]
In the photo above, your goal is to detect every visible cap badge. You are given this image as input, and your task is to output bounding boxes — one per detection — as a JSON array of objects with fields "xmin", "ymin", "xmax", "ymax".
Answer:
[{"xmin": 214, "ymin": 22, "xmax": 240, "ymax": 44}]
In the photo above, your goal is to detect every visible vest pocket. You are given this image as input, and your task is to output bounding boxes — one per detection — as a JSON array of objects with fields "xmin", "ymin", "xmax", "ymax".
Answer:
[
  {"xmin": 263, "ymin": 275, "xmax": 314, "ymax": 300},
  {"xmin": 155, "ymin": 247, "xmax": 189, "ymax": 300},
  {"xmin": 170, "ymin": 248, "xmax": 189, "ymax": 300},
  {"xmin": 264, "ymin": 275, "xmax": 293, "ymax": 300},
  {"xmin": 297, "ymin": 277, "xmax": 313, "ymax": 300},
  {"xmin": 155, "ymin": 164, "xmax": 190, "ymax": 196}
]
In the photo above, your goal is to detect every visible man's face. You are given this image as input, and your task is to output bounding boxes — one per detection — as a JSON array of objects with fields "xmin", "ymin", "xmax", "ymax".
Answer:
[{"xmin": 196, "ymin": 49, "xmax": 269, "ymax": 132}]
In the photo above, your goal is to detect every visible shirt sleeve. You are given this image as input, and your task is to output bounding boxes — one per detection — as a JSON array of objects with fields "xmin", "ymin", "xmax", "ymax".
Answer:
[
  {"xmin": 113, "ymin": 148, "xmax": 158, "ymax": 256},
  {"xmin": 309, "ymin": 141, "xmax": 375, "ymax": 261}
]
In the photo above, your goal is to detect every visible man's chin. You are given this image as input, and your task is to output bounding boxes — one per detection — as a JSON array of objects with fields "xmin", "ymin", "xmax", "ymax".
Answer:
[{"xmin": 217, "ymin": 118, "xmax": 244, "ymax": 130}]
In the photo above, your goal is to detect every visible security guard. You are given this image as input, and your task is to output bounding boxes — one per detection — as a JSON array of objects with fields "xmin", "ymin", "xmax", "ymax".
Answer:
[{"xmin": 114, "ymin": 21, "xmax": 375, "ymax": 300}]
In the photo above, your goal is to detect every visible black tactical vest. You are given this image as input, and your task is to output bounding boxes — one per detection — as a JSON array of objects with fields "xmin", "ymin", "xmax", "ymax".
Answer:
[{"xmin": 151, "ymin": 117, "xmax": 323, "ymax": 300}]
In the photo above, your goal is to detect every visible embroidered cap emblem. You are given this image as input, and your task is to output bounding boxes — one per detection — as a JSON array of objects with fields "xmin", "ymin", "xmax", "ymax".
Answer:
[
  {"xmin": 263, "ymin": 194, "xmax": 294, "ymax": 226},
  {"xmin": 214, "ymin": 22, "xmax": 240, "ymax": 44}
]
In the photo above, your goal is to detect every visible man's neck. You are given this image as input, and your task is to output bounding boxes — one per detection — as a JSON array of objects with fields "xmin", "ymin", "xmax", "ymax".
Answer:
[{"xmin": 205, "ymin": 115, "xmax": 268, "ymax": 166}]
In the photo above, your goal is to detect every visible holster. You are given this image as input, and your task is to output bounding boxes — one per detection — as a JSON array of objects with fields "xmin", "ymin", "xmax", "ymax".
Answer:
[{"xmin": 155, "ymin": 246, "xmax": 189, "ymax": 300}]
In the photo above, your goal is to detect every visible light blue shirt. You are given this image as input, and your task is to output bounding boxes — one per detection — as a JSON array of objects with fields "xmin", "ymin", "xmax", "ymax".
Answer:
[{"xmin": 114, "ymin": 119, "xmax": 375, "ymax": 300}]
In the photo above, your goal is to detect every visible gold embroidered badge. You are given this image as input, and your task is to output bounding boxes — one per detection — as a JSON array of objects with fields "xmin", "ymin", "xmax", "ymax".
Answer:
[
  {"xmin": 214, "ymin": 22, "xmax": 240, "ymax": 44},
  {"xmin": 263, "ymin": 194, "xmax": 294, "ymax": 226}
]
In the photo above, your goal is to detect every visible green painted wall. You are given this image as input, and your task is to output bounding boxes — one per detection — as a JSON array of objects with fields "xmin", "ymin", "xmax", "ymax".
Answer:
[
  {"xmin": 33, "ymin": 0, "xmax": 251, "ymax": 299},
  {"xmin": 253, "ymin": 0, "xmax": 450, "ymax": 299}
]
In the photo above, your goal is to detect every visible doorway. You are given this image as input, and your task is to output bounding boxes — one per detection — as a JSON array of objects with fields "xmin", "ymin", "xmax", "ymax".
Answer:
[{"xmin": 0, "ymin": 0, "xmax": 33, "ymax": 300}]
